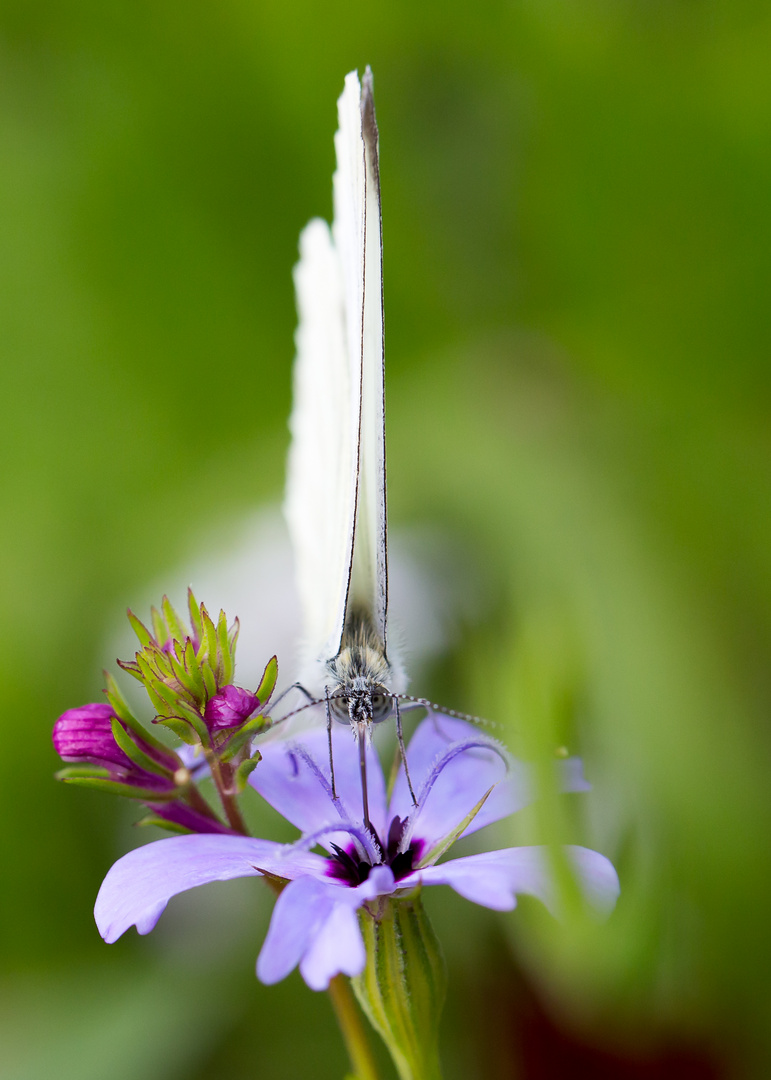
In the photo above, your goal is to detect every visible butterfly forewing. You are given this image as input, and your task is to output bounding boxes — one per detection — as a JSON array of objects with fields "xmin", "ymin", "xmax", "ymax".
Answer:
[
  {"xmin": 346, "ymin": 69, "xmax": 388, "ymax": 656},
  {"xmin": 285, "ymin": 218, "xmax": 356, "ymax": 674}
]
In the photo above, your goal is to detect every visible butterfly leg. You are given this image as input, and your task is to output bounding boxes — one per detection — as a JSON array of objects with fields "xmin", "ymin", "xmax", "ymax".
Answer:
[
  {"xmin": 395, "ymin": 696, "xmax": 418, "ymax": 806},
  {"xmin": 324, "ymin": 686, "xmax": 338, "ymax": 801},
  {"xmin": 271, "ymin": 681, "xmax": 315, "ymax": 714}
]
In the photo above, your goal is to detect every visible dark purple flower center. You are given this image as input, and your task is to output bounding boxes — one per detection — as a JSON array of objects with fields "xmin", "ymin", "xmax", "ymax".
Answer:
[{"xmin": 326, "ymin": 815, "xmax": 425, "ymax": 886}]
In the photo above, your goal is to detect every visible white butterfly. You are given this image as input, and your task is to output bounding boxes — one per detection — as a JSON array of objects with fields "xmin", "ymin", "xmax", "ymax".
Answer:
[
  {"xmin": 283, "ymin": 69, "xmax": 412, "ymax": 816},
  {"xmin": 285, "ymin": 68, "xmax": 402, "ymax": 706}
]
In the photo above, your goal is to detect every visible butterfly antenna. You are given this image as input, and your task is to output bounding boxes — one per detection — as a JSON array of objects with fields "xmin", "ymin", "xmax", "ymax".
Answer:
[
  {"xmin": 394, "ymin": 695, "xmax": 500, "ymax": 732},
  {"xmin": 393, "ymin": 695, "xmax": 417, "ymax": 806}
]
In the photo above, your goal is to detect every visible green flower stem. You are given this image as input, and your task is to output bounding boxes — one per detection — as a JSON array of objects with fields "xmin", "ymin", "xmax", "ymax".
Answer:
[
  {"xmin": 352, "ymin": 897, "xmax": 446, "ymax": 1080},
  {"xmin": 183, "ymin": 781, "xmax": 222, "ymax": 823},
  {"xmin": 206, "ymin": 752, "xmax": 248, "ymax": 834},
  {"xmin": 328, "ymin": 975, "xmax": 382, "ymax": 1080}
]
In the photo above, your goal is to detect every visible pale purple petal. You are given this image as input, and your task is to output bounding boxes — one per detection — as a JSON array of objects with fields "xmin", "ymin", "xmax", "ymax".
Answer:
[
  {"xmin": 401, "ymin": 846, "xmax": 620, "ymax": 916},
  {"xmin": 95, "ymin": 835, "xmax": 325, "ymax": 943},
  {"xmin": 392, "ymin": 714, "xmax": 594, "ymax": 846},
  {"xmin": 258, "ymin": 876, "xmax": 338, "ymax": 984},
  {"xmin": 462, "ymin": 755, "xmax": 591, "ymax": 838},
  {"xmin": 251, "ymin": 726, "xmax": 387, "ymax": 845},
  {"xmin": 299, "ymin": 901, "xmax": 365, "ymax": 990},
  {"xmin": 257, "ymin": 865, "xmax": 397, "ymax": 990},
  {"xmin": 392, "ymin": 714, "xmax": 511, "ymax": 847}
]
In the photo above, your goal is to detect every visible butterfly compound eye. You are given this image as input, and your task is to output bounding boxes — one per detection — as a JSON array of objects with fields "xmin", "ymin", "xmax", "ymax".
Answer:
[
  {"xmin": 329, "ymin": 694, "xmax": 351, "ymax": 725},
  {"xmin": 370, "ymin": 691, "xmax": 393, "ymax": 724}
]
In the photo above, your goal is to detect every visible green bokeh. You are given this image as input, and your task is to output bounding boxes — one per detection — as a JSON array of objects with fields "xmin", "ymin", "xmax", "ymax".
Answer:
[{"xmin": 2, "ymin": 2, "xmax": 770, "ymax": 1077}]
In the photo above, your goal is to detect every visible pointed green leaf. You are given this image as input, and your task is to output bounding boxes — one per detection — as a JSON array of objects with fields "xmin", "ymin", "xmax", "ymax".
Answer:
[
  {"xmin": 57, "ymin": 775, "xmax": 179, "ymax": 800},
  {"xmin": 234, "ymin": 754, "xmax": 261, "ymax": 793},
  {"xmin": 102, "ymin": 672, "xmax": 141, "ymax": 729},
  {"xmin": 55, "ymin": 765, "xmax": 111, "ymax": 781},
  {"xmin": 116, "ymin": 659, "xmax": 144, "ymax": 682},
  {"xmin": 203, "ymin": 607, "xmax": 218, "ymax": 666},
  {"xmin": 416, "ymin": 787, "xmax": 494, "ymax": 870},
  {"xmin": 103, "ymin": 672, "xmax": 169, "ymax": 753},
  {"xmin": 174, "ymin": 699, "xmax": 210, "ymax": 745},
  {"xmin": 218, "ymin": 717, "xmax": 268, "ymax": 763},
  {"xmin": 157, "ymin": 716, "xmax": 199, "ymax": 745},
  {"xmin": 255, "ymin": 656, "xmax": 278, "ymax": 707},
  {"xmin": 183, "ymin": 637, "xmax": 204, "ymax": 697},
  {"xmin": 188, "ymin": 589, "xmax": 204, "ymax": 645},
  {"xmin": 201, "ymin": 662, "xmax": 217, "ymax": 700},
  {"xmin": 127, "ymin": 610, "xmax": 153, "ymax": 648},
  {"xmin": 135, "ymin": 813, "xmax": 192, "ymax": 835},
  {"xmin": 162, "ymin": 595, "xmax": 188, "ymax": 645},
  {"xmin": 150, "ymin": 605, "xmax": 166, "ymax": 645},
  {"xmin": 110, "ymin": 716, "xmax": 173, "ymax": 778},
  {"xmin": 168, "ymin": 649, "xmax": 201, "ymax": 699},
  {"xmin": 215, "ymin": 609, "xmax": 229, "ymax": 682},
  {"xmin": 143, "ymin": 680, "xmax": 175, "ymax": 718}
]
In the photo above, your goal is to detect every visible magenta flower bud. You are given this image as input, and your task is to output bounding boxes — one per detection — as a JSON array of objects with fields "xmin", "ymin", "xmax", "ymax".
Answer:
[
  {"xmin": 54, "ymin": 703, "xmax": 135, "ymax": 771},
  {"xmin": 203, "ymin": 685, "xmax": 259, "ymax": 731},
  {"xmin": 53, "ymin": 702, "xmax": 176, "ymax": 793}
]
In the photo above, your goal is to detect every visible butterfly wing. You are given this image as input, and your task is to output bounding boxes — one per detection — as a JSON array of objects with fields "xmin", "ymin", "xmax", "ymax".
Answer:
[
  {"xmin": 285, "ymin": 216, "xmax": 356, "ymax": 675},
  {"xmin": 286, "ymin": 69, "xmax": 388, "ymax": 680},
  {"xmin": 333, "ymin": 67, "xmax": 389, "ymax": 654}
]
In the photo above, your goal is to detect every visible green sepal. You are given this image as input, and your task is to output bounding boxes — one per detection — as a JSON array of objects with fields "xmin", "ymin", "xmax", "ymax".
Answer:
[
  {"xmin": 234, "ymin": 754, "xmax": 261, "ymax": 793},
  {"xmin": 416, "ymin": 787, "xmax": 494, "ymax": 870},
  {"xmin": 150, "ymin": 605, "xmax": 166, "ymax": 644},
  {"xmin": 110, "ymin": 715, "xmax": 173, "ymax": 778},
  {"xmin": 183, "ymin": 637, "xmax": 204, "ymax": 698},
  {"xmin": 161, "ymin": 595, "xmax": 188, "ymax": 646},
  {"xmin": 135, "ymin": 813, "xmax": 192, "ymax": 835},
  {"xmin": 127, "ymin": 609, "xmax": 153, "ymax": 648},
  {"xmin": 141, "ymin": 671, "xmax": 182, "ymax": 716},
  {"xmin": 353, "ymin": 895, "xmax": 446, "ymax": 1080},
  {"xmin": 201, "ymin": 663, "xmax": 218, "ymax": 701},
  {"xmin": 168, "ymin": 648, "xmax": 202, "ymax": 701},
  {"xmin": 157, "ymin": 716, "xmax": 200, "ymax": 745},
  {"xmin": 143, "ymin": 679, "xmax": 173, "ymax": 718},
  {"xmin": 116, "ymin": 658, "xmax": 144, "ymax": 682},
  {"xmin": 55, "ymin": 765, "xmax": 111, "ymax": 781},
  {"xmin": 228, "ymin": 616, "xmax": 240, "ymax": 655},
  {"xmin": 188, "ymin": 589, "xmax": 204, "ymax": 646},
  {"xmin": 103, "ymin": 671, "xmax": 170, "ymax": 754},
  {"xmin": 202, "ymin": 607, "xmax": 218, "ymax": 668},
  {"xmin": 218, "ymin": 716, "xmax": 269, "ymax": 763},
  {"xmin": 56, "ymin": 774, "xmax": 178, "ymax": 801},
  {"xmin": 216, "ymin": 609, "xmax": 231, "ymax": 683},
  {"xmin": 255, "ymin": 655, "xmax": 278, "ymax": 707}
]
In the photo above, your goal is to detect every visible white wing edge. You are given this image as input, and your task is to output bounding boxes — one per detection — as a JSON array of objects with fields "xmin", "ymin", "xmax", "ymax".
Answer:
[
  {"xmin": 333, "ymin": 67, "xmax": 389, "ymax": 654},
  {"xmin": 284, "ymin": 218, "xmax": 356, "ymax": 677},
  {"xmin": 286, "ymin": 68, "xmax": 392, "ymax": 686}
]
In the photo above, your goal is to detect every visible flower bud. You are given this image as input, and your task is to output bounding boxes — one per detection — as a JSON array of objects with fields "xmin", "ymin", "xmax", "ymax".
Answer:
[
  {"xmin": 53, "ymin": 702, "xmax": 178, "ymax": 799},
  {"xmin": 204, "ymin": 685, "xmax": 259, "ymax": 731},
  {"xmin": 54, "ymin": 703, "xmax": 134, "ymax": 770},
  {"xmin": 117, "ymin": 591, "xmax": 243, "ymax": 743}
]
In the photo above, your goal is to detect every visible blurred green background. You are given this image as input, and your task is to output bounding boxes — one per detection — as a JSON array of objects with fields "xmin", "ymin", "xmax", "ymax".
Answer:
[{"xmin": 2, "ymin": 2, "xmax": 770, "ymax": 1077}]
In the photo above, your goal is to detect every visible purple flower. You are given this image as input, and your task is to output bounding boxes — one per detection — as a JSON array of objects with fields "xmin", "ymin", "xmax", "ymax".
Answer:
[
  {"xmin": 203, "ymin": 685, "xmax": 260, "ymax": 731},
  {"xmin": 94, "ymin": 715, "xmax": 619, "ymax": 990}
]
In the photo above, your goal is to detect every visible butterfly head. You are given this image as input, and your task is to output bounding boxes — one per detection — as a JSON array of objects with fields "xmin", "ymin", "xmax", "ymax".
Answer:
[{"xmin": 328, "ymin": 677, "xmax": 392, "ymax": 726}]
